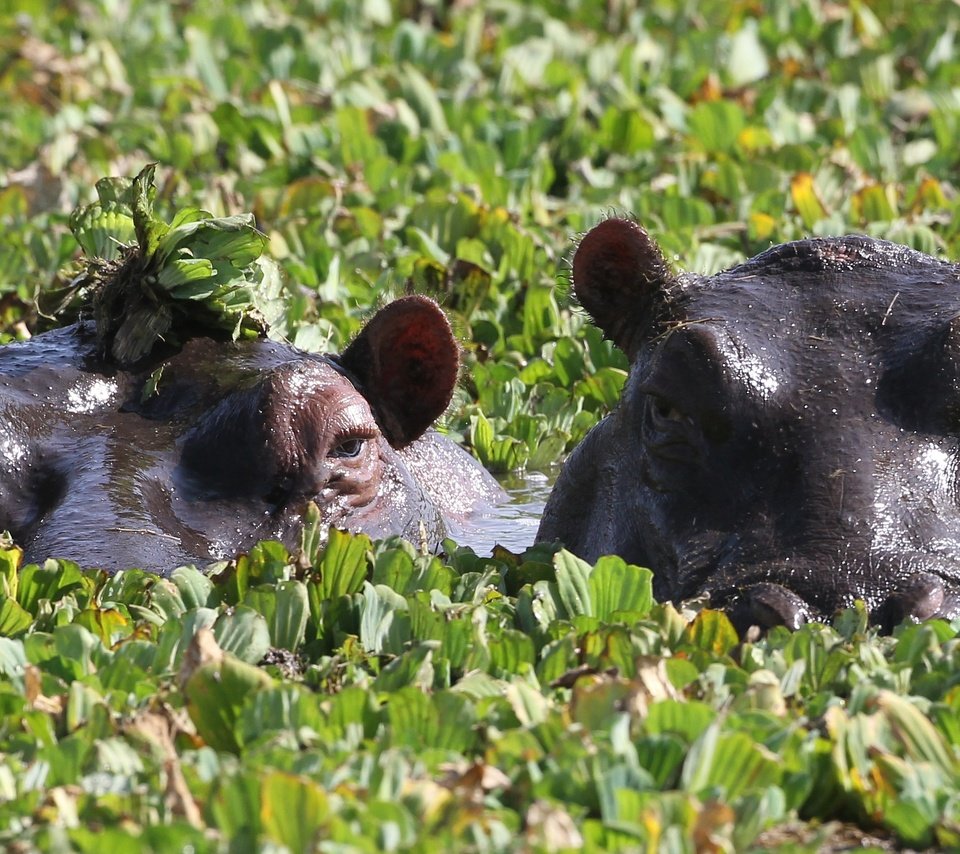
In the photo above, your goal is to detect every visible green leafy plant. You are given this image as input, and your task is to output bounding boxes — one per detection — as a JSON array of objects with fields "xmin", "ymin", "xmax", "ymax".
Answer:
[
  {"xmin": 61, "ymin": 164, "xmax": 286, "ymax": 364},
  {"xmin": 5, "ymin": 0, "xmax": 960, "ymax": 849},
  {"xmin": 1, "ymin": 537, "xmax": 960, "ymax": 850}
]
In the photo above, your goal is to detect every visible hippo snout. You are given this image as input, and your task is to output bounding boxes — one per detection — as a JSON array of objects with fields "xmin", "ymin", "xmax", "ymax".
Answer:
[{"xmin": 702, "ymin": 552, "xmax": 960, "ymax": 633}]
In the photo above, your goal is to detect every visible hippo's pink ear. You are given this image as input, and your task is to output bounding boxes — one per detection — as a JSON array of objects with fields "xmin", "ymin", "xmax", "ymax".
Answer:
[
  {"xmin": 339, "ymin": 295, "xmax": 459, "ymax": 448},
  {"xmin": 573, "ymin": 218, "xmax": 675, "ymax": 357}
]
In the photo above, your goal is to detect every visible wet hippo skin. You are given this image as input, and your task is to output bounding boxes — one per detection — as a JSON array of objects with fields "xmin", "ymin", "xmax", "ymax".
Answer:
[
  {"xmin": 0, "ymin": 296, "xmax": 503, "ymax": 573},
  {"xmin": 538, "ymin": 218, "xmax": 960, "ymax": 631}
]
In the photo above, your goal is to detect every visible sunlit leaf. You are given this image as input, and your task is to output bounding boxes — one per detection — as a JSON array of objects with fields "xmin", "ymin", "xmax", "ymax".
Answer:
[
  {"xmin": 589, "ymin": 556, "xmax": 653, "ymax": 620},
  {"xmin": 790, "ymin": 172, "xmax": 828, "ymax": 229},
  {"xmin": 317, "ymin": 528, "xmax": 371, "ymax": 600},
  {"xmin": 554, "ymin": 550, "xmax": 592, "ymax": 618},
  {"xmin": 684, "ymin": 609, "xmax": 738, "ymax": 655}
]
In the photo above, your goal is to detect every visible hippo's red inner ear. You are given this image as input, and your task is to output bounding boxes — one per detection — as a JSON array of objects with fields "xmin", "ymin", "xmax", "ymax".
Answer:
[
  {"xmin": 573, "ymin": 218, "xmax": 675, "ymax": 357},
  {"xmin": 339, "ymin": 295, "xmax": 459, "ymax": 448}
]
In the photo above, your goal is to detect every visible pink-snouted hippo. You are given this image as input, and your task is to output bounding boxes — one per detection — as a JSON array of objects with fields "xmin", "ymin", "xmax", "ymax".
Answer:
[{"xmin": 0, "ymin": 296, "xmax": 502, "ymax": 572}]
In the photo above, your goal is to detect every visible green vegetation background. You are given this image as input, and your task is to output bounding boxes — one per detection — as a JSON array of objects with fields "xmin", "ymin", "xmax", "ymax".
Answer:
[{"xmin": 4, "ymin": 0, "xmax": 960, "ymax": 850}]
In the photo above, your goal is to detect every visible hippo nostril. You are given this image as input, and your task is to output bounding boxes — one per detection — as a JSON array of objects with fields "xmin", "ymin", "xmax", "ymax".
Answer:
[
  {"xmin": 726, "ymin": 583, "xmax": 811, "ymax": 635},
  {"xmin": 874, "ymin": 572, "xmax": 946, "ymax": 632}
]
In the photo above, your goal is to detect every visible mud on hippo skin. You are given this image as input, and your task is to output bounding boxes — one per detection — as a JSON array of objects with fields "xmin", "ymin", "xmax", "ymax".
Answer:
[
  {"xmin": 0, "ymin": 295, "xmax": 503, "ymax": 573},
  {"xmin": 538, "ymin": 218, "xmax": 960, "ymax": 632}
]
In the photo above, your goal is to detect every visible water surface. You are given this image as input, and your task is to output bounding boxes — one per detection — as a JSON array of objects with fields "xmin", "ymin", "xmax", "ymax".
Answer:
[{"xmin": 447, "ymin": 470, "xmax": 556, "ymax": 556}]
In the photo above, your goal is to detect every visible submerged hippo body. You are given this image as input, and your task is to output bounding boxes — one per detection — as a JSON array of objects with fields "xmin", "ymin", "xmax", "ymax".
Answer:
[
  {"xmin": 539, "ymin": 218, "xmax": 960, "ymax": 630},
  {"xmin": 0, "ymin": 296, "xmax": 502, "ymax": 573}
]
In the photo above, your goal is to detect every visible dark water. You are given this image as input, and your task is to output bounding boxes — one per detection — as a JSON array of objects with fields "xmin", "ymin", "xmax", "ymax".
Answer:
[{"xmin": 445, "ymin": 470, "xmax": 556, "ymax": 556}]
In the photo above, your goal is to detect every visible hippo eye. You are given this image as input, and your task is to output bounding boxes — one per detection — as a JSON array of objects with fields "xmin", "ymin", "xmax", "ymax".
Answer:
[
  {"xmin": 330, "ymin": 437, "xmax": 365, "ymax": 459},
  {"xmin": 652, "ymin": 396, "xmax": 686, "ymax": 424},
  {"xmin": 648, "ymin": 395, "xmax": 690, "ymax": 427}
]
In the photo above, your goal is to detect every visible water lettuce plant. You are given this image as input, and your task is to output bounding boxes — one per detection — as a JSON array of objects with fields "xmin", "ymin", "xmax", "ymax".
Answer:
[
  {"xmin": 62, "ymin": 164, "xmax": 285, "ymax": 364},
  {"xmin": 5, "ymin": 0, "xmax": 960, "ymax": 848},
  {"xmin": 2, "ymin": 533, "xmax": 960, "ymax": 850}
]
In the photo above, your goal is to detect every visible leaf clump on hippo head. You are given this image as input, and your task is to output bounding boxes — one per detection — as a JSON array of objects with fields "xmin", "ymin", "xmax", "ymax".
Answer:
[{"xmin": 60, "ymin": 163, "xmax": 285, "ymax": 367}]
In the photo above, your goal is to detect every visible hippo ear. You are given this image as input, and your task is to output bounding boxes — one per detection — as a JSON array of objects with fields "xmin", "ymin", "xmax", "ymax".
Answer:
[
  {"xmin": 572, "ymin": 218, "xmax": 676, "ymax": 357},
  {"xmin": 339, "ymin": 295, "xmax": 459, "ymax": 448}
]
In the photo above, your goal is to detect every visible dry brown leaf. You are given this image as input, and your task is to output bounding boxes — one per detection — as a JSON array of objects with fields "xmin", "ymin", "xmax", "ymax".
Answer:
[
  {"xmin": 525, "ymin": 800, "xmax": 584, "ymax": 850},
  {"xmin": 24, "ymin": 664, "xmax": 64, "ymax": 715},
  {"xmin": 126, "ymin": 708, "xmax": 203, "ymax": 829},
  {"xmin": 178, "ymin": 627, "xmax": 224, "ymax": 690}
]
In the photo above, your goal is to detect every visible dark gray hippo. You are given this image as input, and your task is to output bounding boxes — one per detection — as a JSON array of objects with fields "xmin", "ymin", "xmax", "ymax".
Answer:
[
  {"xmin": 538, "ymin": 217, "xmax": 960, "ymax": 630},
  {"xmin": 0, "ymin": 296, "xmax": 503, "ymax": 572}
]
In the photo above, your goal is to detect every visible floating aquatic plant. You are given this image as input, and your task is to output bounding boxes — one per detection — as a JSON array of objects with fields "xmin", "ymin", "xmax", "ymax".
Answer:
[{"xmin": 65, "ymin": 163, "xmax": 284, "ymax": 365}]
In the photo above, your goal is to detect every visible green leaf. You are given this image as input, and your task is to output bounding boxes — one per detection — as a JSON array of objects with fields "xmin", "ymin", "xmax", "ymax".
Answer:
[
  {"xmin": 0, "ymin": 637, "xmax": 27, "ymax": 681},
  {"xmin": 260, "ymin": 771, "xmax": 330, "ymax": 851},
  {"xmin": 554, "ymin": 550, "xmax": 592, "ymax": 618},
  {"xmin": 0, "ymin": 596, "xmax": 31, "ymax": 636},
  {"xmin": 17, "ymin": 560, "xmax": 89, "ymax": 615},
  {"xmin": 373, "ymin": 641, "xmax": 437, "ymax": 692},
  {"xmin": 488, "ymin": 627, "xmax": 536, "ymax": 674},
  {"xmin": 130, "ymin": 163, "xmax": 166, "ymax": 255},
  {"xmin": 213, "ymin": 606, "xmax": 272, "ymax": 665},
  {"xmin": 73, "ymin": 606, "xmax": 131, "ymax": 646},
  {"xmin": 184, "ymin": 645, "xmax": 275, "ymax": 753},
  {"xmin": 170, "ymin": 566, "xmax": 215, "ymax": 610},
  {"xmin": 688, "ymin": 101, "xmax": 745, "ymax": 153},
  {"xmin": 589, "ymin": 556, "xmax": 653, "ymax": 620},
  {"xmin": 397, "ymin": 64, "xmax": 449, "ymax": 134},
  {"xmin": 645, "ymin": 700, "xmax": 717, "ymax": 743},
  {"xmin": 684, "ymin": 610, "xmax": 739, "ymax": 655},
  {"xmin": 681, "ymin": 725, "xmax": 781, "ymax": 800},
  {"xmin": 53, "ymin": 624, "xmax": 103, "ymax": 679},
  {"xmin": 208, "ymin": 773, "xmax": 263, "ymax": 845},
  {"xmin": 156, "ymin": 256, "xmax": 215, "ymax": 290},
  {"xmin": 272, "ymin": 581, "xmax": 309, "ymax": 652},
  {"xmin": 876, "ymin": 690, "xmax": 957, "ymax": 775},
  {"xmin": 317, "ymin": 528, "xmax": 371, "ymax": 600},
  {"xmin": 359, "ymin": 582, "xmax": 410, "ymax": 655}
]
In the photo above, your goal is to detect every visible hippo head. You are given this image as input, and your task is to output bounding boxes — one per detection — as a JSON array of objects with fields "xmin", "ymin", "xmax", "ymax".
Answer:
[
  {"xmin": 0, "ymin": 296, "xmax": 501, "ymax": 572},
  {"xmin": 538, "ymin": 218, "xmax": 960, "ymax": 631}
]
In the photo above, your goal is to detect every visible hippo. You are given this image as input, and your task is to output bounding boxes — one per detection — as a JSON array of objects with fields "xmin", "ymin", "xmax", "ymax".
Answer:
[
  {"xmin": 538, "ymin": 217, "xmax": 960, "ymax": 630},
  {"xmin": 0, "ymin": 296, "xmax": 503, "ymax": 573}
]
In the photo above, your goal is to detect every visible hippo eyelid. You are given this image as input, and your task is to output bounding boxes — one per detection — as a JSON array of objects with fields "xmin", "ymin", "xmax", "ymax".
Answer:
[
  {"xmin": 642, "ymin": 392, "xmax": 696, "ymax": 439},
  {"xmin": 651, "ymin": 395, "xmax": 688, "ymax": 424},
  {"xmin": 635, "ymin": 382, "xmax": 690, "ymax": 424},
  {"xmin": 327, "ymin": 422, "xmax": 378, "ymax": 460},
  {"xmin": 329, "ymin": 437, "xmax": 366, "ymax": 459}
]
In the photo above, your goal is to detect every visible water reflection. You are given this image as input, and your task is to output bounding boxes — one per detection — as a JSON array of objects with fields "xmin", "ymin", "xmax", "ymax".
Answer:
[{"xmin": 446, "ymin": 469, "xmax": 557, "ymax": 556}]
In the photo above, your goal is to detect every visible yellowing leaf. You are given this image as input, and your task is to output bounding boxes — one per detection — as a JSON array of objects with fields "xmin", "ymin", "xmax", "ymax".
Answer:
[
  {"xmin": 852, "ymin": 183, "xmax": 897, "ymax": 223},
  {"xmin": 684, "ymin": 609, "xmax": 738, "ymax": 655},
  {"xmin": 748, "ymin": 212, "xmax": 776, "ymax": 241},
  {"xmin": 790, "ymin": 172, "xmax": 827, "ymax": 229}
]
